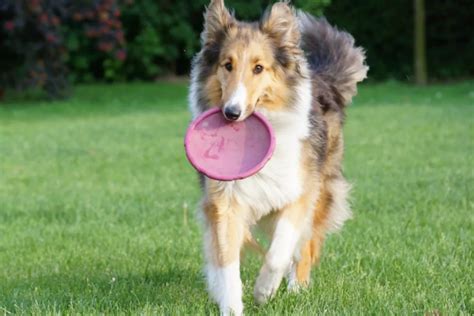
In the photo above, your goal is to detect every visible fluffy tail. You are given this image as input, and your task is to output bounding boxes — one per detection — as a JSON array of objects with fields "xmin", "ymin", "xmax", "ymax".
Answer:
[{"xmin": 298, "ymin": 12, "xmax": 368, "ymax": 106}]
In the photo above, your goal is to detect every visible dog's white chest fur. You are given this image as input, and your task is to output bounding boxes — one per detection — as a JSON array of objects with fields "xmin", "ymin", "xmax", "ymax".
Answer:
[
  {"xmin": 221, "ymin": 138, "xmax": 301, "ymax": 216},
  {"xmin": 214, "ymin": 109, "xmax": 309, "ymax": 219},
  {"xmin": 193, "ymin": 78, "xmax": 313, "ymax": 220}
]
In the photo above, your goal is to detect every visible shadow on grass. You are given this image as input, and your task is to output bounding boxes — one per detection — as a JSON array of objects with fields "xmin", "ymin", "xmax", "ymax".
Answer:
[{"xmin": 2, "ymin": 267, "xmax": 215, "ymax": 313}]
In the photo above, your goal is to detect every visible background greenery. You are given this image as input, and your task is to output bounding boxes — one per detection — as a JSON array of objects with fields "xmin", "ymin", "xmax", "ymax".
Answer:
[
  {"xmin": 1, "ymin": 82, "xmax": 473, "ymax": 314},
  {"xmin": 73, "ymin": 0, "xmax": 474, "ymax": 81},
  {"xmin": 1, "ymin": 0, "xmax": 473, "ymax": 99},
  {"xmin": 73, "ymin": 0, "xmax": 331, "ymax": 80},
  {"xmin": 325, "ymin": 0, "xmax": 474, "ymax": 81}
]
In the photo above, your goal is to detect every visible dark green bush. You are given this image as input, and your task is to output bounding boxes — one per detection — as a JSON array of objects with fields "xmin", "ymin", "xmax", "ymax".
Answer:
[
  {"xmin": 116, "ymin": 0, "xmax": 330, "ymax": 79},
  {"xmin": 1, "ymin": 0, "xmax": 471, "ymax": 98},
  {"xmin": 325, "ymin": 0, "xmax": 474, "ymax": 81},
  {"xmin": 65, "ymin": 1, "xmax": 127, "ymax": 83},
  {"xmin": 68, "ymin": 0, "xmax": 474, "ymax": 82}
]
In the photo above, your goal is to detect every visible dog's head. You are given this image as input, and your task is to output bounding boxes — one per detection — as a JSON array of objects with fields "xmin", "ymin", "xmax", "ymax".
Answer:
[{"xmin": 197, "ymin": 0, "xmax": 305, "ymax": 121}]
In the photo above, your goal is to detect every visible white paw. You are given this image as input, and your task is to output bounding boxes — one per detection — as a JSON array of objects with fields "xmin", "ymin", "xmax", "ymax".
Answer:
[
  {"xmin": 254, "ymin": 265, "xmax": 284, "ymax": 305},
  {"xmin": 286, "ymin": 261, "xmax": 302, "ymax": 293},
  {"xmin": 220, "ymin": 301, "xmax": 243, "ymax": 316},
  {"xmin": 206, "ymin": 262, "xmax": 243, "ymax": 316},
  {"xmin": 287, "ymin": 279, "xmax": 303, "ymax": 294}
]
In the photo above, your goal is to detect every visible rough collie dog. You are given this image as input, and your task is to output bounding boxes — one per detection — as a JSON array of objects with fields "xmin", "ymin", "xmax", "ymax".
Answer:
[{"xmin": 188, "ymin": 1, "xmax": 368, "ymax": 314}]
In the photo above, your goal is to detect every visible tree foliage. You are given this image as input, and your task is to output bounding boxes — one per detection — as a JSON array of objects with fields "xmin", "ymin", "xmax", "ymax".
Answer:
[
  {"xmin": 116, "ymin": 0, "xmax": 331, "ymax": 79},
  {"xmin": 325, "ymin": 0, "xmax": 474, "ymax": 81},
  {"xmin": 0, "ymin": 0, "xmax": 472, "ymax": 99}
]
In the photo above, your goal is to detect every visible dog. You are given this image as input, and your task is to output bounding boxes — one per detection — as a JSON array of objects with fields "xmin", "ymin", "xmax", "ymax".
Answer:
[{"xmin": 188, "ymin": 1, "xmax": 368, "ymax": 314}]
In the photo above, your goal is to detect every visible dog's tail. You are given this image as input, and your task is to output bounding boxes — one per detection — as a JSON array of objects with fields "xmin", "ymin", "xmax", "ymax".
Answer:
[{"xmin": 298, "ymin": 12, "xmax": 368, "ymax": 106}]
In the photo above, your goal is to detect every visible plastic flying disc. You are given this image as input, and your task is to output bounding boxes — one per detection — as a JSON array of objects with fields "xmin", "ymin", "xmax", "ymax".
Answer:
[{"xmin": 184, "ymin": 107, "xmax": 275, "ymax": 181}]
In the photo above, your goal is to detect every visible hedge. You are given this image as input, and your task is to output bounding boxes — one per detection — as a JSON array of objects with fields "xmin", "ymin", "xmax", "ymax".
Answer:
[{"xmin": 1, "ymin": 0, "xmax": 472, "ymax": 98}]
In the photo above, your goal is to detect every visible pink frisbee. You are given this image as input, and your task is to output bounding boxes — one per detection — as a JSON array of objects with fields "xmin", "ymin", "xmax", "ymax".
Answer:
[{"xmin": 184, "ymin": 107, "xmax": 275, "ymax": 181}]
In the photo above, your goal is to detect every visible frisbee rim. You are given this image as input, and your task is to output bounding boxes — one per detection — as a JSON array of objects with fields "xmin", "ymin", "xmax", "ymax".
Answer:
[{"xmin": 184, "ymin": 107, "xmax": 275, "ymax": 181}]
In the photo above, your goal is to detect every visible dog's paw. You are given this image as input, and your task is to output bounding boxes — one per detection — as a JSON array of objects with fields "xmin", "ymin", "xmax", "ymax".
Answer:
[
  {"xmin": 220, "ymin": 302, "xmax": 243, "ymax": 316},
  {"xmin": 254, "ymin": 265, "xmax": 284, "ymax": 305},
  {"xmin": 286, "ymin": 262, "xmax": 309, "ymax": 293},
  {"xmin": 286, "ymin": 262, "xmax": 299, "ymax": 293},
  {"xmin": 287, "ymin": 278, "xmax": 310, "ymax": 294},
  {"xmin": 287, "ymin": 273, "xmax": 310, "ymax": 294},
  {"xmin": 287, "ymin": 278, "xmax": 301, "ymax": 293}
]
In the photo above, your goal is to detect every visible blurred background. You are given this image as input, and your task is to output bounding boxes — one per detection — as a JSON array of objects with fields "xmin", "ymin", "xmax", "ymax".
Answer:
[{"xmin": 0, "ymin": 0, "xmax": 473, "ymax": 99}]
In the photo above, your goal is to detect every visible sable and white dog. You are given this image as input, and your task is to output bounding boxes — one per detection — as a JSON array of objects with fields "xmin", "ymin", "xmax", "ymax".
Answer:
[{"xmin": 188, "ymin": 1, "xmax": 368, "ymax": 314}]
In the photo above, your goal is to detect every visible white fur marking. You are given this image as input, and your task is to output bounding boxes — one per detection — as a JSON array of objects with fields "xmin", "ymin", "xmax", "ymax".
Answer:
[
  {"xmin": 254, "ymin": 219, "xmax": 300, "ymax": 304},
  {"xmin": 206, "ymin": 262, "xmax": 243, "ymax": 316},
  {"xmin": 286, "ymin": 261, "xmax": 301, "ymax": 293},
  {"xmin": 267, "ymin": 220, "xmax": 300, "ymax": 271},
  {"xmin": 203, "ymin": 223, "xmax": 243, "ymax": 316},
  {"xmin": 188, "ymin": 60, "xmax": 201, "ymax": 119},
  {"xmin": 326, "ymin": 178, "xmax": 352, "ymax": 232},
  {"xmin": 225, "ymin": 83, "xmax": 247, "ymax": 116}
]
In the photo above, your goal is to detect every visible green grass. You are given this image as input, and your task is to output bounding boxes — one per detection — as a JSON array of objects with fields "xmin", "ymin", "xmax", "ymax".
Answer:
[{"xmin": 1, "ymin": 81, "xmax": 473, "ymax": 315}]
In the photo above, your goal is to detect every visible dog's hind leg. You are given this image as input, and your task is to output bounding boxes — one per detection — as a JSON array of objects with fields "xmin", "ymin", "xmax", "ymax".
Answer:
[
  {"xmin": 288, "ymin": 176, "xmax": 352, "ymax": 289},
  {"xmin": 289, "ymin": 186, "xmax": 331, "ymax": 289},
  {"xmin": 254, "ymin": 194, "xmax": 314, "ymax": 305},
  {"xmin": 287, "ymin": 221, "xmax": 327, "ymax": 291},
  {"xmin": 203, "ymin": 198, "xmax": 246, "ymax": 316}
]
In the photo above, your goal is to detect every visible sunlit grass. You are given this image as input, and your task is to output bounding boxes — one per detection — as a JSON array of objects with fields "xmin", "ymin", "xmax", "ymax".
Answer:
[{"xmin": 1, "ymin": 81, "xmax": 473, "ymax": 314}]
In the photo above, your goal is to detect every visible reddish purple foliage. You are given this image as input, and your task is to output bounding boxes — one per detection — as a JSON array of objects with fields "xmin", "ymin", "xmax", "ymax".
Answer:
[
  {"xmin": 115, "ymin": 49, "xmax": 127, "ymax": 61},
  {"xmin": 0, "ymin": 0, "xmax": 127, "ymax": 98},
  {"xmin": 3, "ymin": 20, "xmax": 14, "ymax": 32}
]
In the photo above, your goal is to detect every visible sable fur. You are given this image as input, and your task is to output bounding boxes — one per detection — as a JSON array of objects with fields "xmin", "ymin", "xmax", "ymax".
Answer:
[
  {"xmin": 188, "ymin": 1, "xmax": 367, "ymax": 314},
  {"xmin": 299, "ymin": 12, "xmax": 369, "ymax": 108}
]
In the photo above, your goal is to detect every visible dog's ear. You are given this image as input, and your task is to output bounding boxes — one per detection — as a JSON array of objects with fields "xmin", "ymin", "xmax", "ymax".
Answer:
[
  {"xmin": 260, "ymin": 1, "xmax": 300, "ymax": 47},
  {"xmin": 202, "ymin": 0, "xmax": 234, "ymax": 44}
]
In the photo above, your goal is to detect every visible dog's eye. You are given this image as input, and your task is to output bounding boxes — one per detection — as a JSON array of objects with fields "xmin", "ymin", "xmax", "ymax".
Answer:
[
  {"xmin": 224, "ymin": 62, "xmax": 233, "ymax": 72},
  {"xmin": 253, "ymin": 65, "xmax": 264, "ymax": 75}
]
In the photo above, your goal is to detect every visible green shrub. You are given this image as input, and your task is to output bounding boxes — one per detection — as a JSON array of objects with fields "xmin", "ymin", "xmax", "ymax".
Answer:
[
  {"xmin": 117, "ymin": 0, "xmax": 331, "ymax": 79},
  {"xmin": 2, "ymin": 0, "xmax": 471, "ymax": 94},
  {"xmin": 325, "ymin": 0, "xmax": 474, "ymax": 81}
]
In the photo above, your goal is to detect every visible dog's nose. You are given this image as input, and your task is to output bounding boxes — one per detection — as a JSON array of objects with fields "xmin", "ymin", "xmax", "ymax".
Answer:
[{"xmin": 223, "ymin": 106, "xmax": 241, "ymax": 121}]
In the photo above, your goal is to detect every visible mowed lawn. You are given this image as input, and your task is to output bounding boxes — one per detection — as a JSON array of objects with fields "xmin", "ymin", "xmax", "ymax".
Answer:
[{"xmin": 0, "ymin": 81, "xmax": 473, "ymax": 315}]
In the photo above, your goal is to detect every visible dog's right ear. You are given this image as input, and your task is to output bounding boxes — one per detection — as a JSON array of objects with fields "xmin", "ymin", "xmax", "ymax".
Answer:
[
  {"xmin": 260, "ymin": 1, "xmax": 300, "ymax": 48},
  {"xmin": 201, "ymin": 0, "xmax": 234, "ymax": 44}
]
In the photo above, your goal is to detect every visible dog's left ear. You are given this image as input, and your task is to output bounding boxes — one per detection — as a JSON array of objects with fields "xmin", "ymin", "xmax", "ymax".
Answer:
[
  {"xmin": 202, "ymin": 0, "xmax": 235, "ymax": 44},
  {"xmin": 260, "ymin": 1, "xmax": 300, "ymax": 48}
]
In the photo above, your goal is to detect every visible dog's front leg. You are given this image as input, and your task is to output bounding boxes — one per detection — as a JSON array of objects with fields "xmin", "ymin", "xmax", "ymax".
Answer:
[
  {"xmin": 254, "ymin": 196, "xmax": 312, "ymax": 305},
  {"xmin": 203, "ymin": 198, "xmax": 245, "ymax": 316}
]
